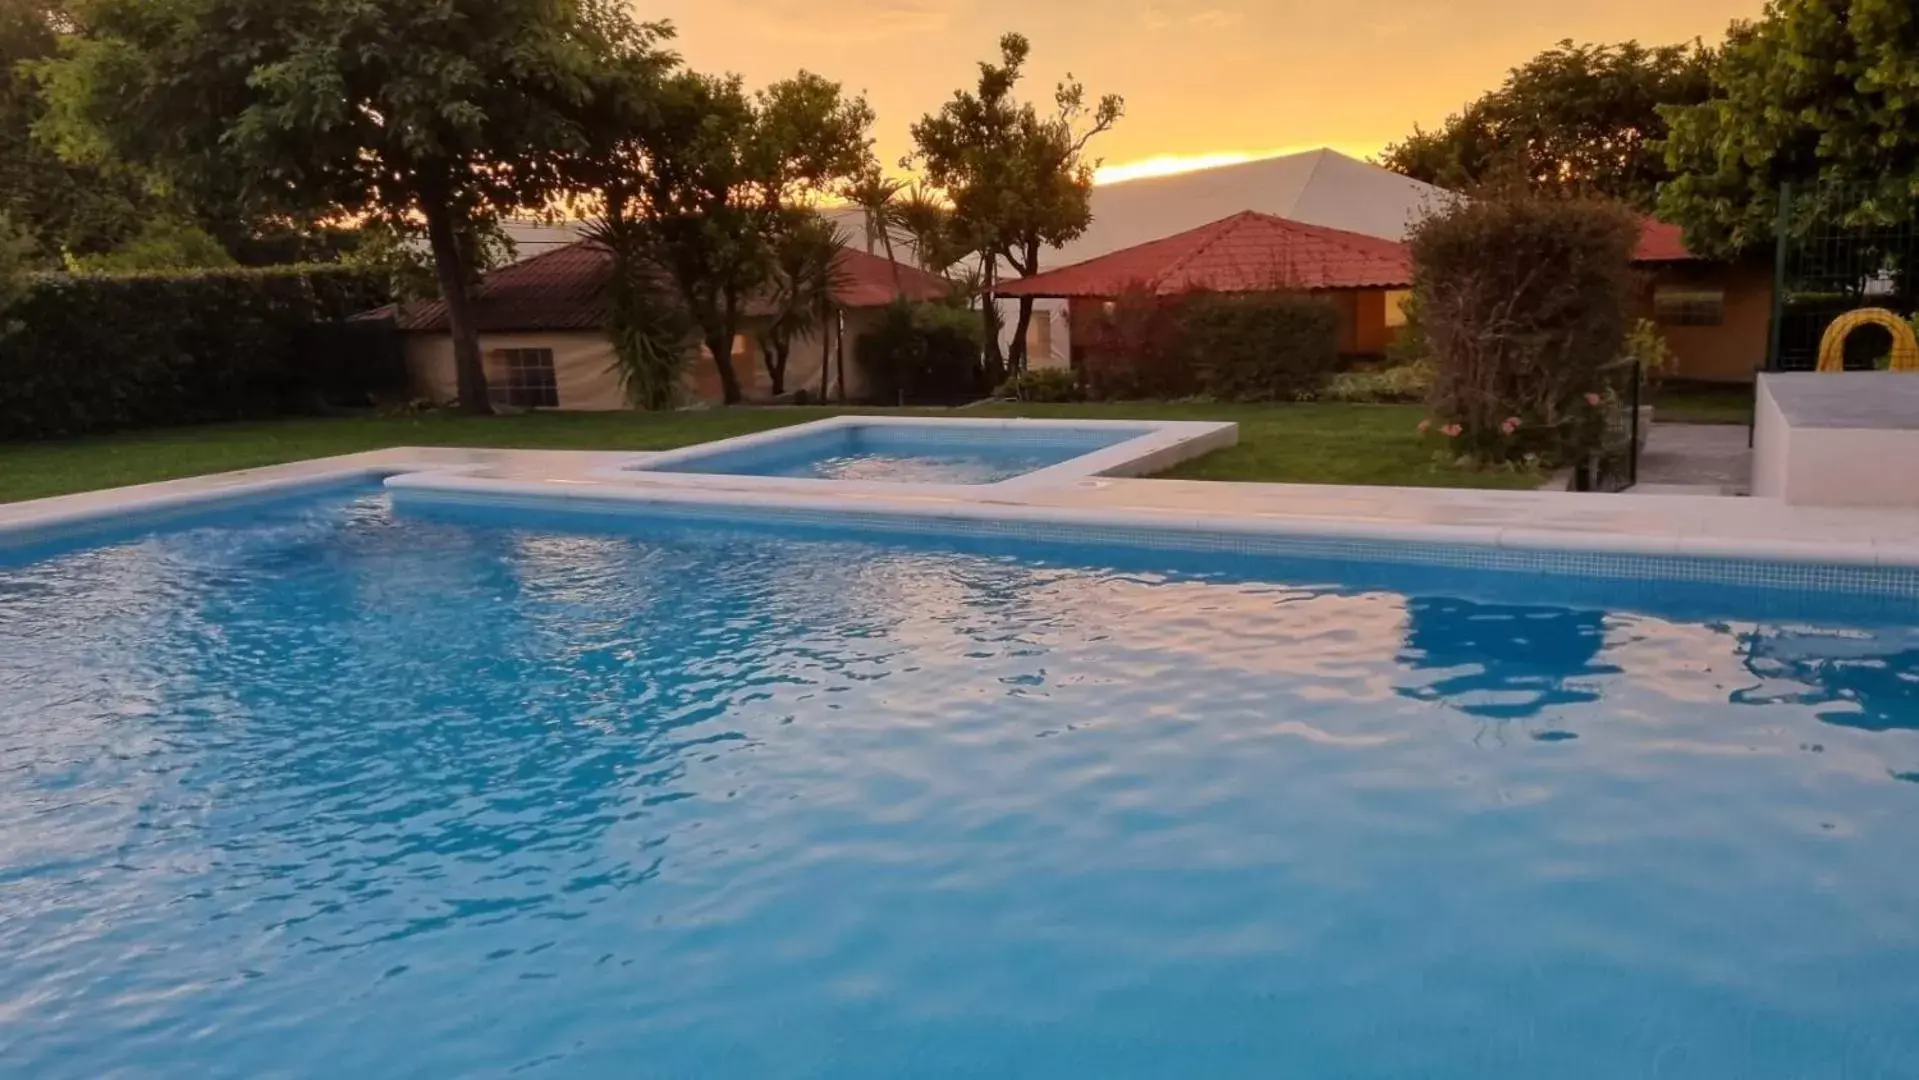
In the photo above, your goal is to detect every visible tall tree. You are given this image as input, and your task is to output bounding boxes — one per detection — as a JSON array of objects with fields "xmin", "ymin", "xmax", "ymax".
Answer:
[
  {"xmin": 843, "ymin": 168, "xmax": 904, "ymax": 278},
  {"xmin": 1381, "ymin": 39, "xmax": 1716, "ymax": 210},
  {"xmin": 893, "ymin": 183, "xmax": 958, "ymax": 272},
  {"xmin": 756, "ymin": 211, "xmax": 850, "ymax": 397},
  {"xmin": 580, "ymin": 69, "xmax": 872, "ymax": 404},
  {"xmin": 1659, "ymin": 0, "xmax": 1919, "ymax": 258},
  {"xmin": 39, "ymin": 0, "xmax": 671, "ymax": 413},
  {"xmin": 910, "ymin": 32, "xmax": 1121, "ymax": 379}
]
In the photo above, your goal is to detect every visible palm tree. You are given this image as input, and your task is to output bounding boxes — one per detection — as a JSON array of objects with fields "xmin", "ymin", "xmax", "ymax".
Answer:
[
  {"xmin": 758, "ymin": 212, "xmax": 852, "ymax": 397},
  {"xmin": 843, "ymin": 168, "xmax": 904, "ymax": 288},
  {"xmin": 893, "ymin": 183, "xmax": 956, "ymax": 273}
]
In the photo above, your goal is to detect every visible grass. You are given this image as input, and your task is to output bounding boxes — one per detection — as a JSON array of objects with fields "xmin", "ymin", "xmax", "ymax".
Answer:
[
  {"xmin": 0, "ymin": 402, "xmax": 1545, "ymax": 504},
  {"xmin": 1649, "ymin": 381, "xmax": 1755, "ymax": 426}
]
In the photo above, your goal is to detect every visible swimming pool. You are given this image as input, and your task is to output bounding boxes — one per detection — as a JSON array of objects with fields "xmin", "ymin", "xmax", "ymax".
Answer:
[
  {"xmin": 4, "ymin": 486, "xmax": 1918, "ymax": 1078},
  {"xmin": 636, "ymin": 417, "xmax": 1165, "ymax": 485}
]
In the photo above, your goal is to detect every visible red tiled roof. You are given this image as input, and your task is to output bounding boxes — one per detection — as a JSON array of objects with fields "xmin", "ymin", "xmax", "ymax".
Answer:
[
  {"xmin": 996, "ymin": 211, "xmax": 1414, "ymax": 298},
  {"xmin": 394, "ymin": 240, "xmax": 949, "ymax": 333},
  {"xmin": 1633, "ymin": 218, "xmax": 1700, "ymax": 263}
]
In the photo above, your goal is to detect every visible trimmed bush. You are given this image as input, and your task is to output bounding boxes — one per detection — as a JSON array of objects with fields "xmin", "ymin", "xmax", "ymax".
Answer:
[
  {"xmin": 1321, "ymin": 361, "xmax": 1436, "ymax": 403},
  {"xmin": 1080, "ymin": 289, "xmax": 1201, "ymax": 400},
  {"xmin": 854, "ymin": 300, "xmax": 985, "ymax": 404},
  {"xmin": 1410, "ymin": 192, "xmax": 1640, "ymax": 466},
  {"xmin": 994, "ymin": 367, "xmax": 1081, "ymax": 402},
  {"xmin": 0, "ymin": 265, "xmax": 397, "ymax": 440},
  {"xmin": 1184, "ymin": 292, "xmax": 1340, "ymax": 401},
  {"xmin": 1079, "ymin": 288, "xmax": 1341, "ymax": 401}
]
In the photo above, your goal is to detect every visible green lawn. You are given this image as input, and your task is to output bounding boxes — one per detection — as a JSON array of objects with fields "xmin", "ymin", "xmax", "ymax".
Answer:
[
  {"xmin": 0, "ymin": 402, "xmax": 1543, "ymax": 504},
  {"xmin": 1649, "ymin": 382, "xmax": 1755, "ymax": 425}
]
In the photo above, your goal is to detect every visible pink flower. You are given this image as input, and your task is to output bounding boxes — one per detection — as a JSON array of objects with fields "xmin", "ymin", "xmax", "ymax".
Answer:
[
  {"xmin": 1416, "ymin": 419, "xmax": 1431, "ymax": 434},
  {"xmin": 1584, "ymin": 392, "xmax": 1603, "ymax": 407},
  {"xmin": 1500, "ymin": 416, "xmax": 1521, "ymax": 435},
  {"xmin": 1440, "ymin": 423, "xmax": 1462, "ymax": 438}
]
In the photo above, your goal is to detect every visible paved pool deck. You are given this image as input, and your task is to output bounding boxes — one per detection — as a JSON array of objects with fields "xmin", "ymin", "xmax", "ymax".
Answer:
[{"xmin": 8, "ymin": 432, "xmax": 1919, "ymax": 572}]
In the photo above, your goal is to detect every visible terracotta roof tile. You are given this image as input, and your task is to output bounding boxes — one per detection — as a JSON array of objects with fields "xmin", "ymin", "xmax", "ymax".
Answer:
[
  {"xmin": 394, "ymin": 240, "xmax": 949, "ymax": 333},
  {"xmin": 996, "ymin": 211, "xmax": 1414, "ymax": 298},
  {"xmin": 1633, "ymin": 218, "xmax": 1699, "ymax": 263}
]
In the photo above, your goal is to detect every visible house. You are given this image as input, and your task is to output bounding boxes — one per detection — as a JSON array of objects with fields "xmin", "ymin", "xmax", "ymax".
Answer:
[
  {"xmin": 995, "ymin": 210, "xmax": 1415, "ymax": 362},
  {"xmin": 976, "ymin": 148, "xmax": 1452, "ymax": 368},
  {"xmin": 393, "ymin": 241, "xmax": 950, "ymax": 408},
  {"xmin": 1633, "ymin": 220, "xmax": 1772, "ymax": 383}
]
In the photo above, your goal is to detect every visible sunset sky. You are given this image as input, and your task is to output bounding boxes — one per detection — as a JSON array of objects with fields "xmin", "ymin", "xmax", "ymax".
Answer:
[{"xmin": 644, "ymin": 0, "xmax": 1764, "ymax": 183}]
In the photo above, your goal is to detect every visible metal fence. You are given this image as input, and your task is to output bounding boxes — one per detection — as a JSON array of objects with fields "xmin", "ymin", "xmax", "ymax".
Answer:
[{"xmin": 1768, "ymin": 182, "xmax": 1919, "ymax": 371}]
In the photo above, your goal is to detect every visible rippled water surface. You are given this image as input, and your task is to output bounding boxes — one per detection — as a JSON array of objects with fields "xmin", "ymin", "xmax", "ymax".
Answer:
[{"xmin": 4, "ymin": 489, "xmax": 1919, "ymax": 1078}]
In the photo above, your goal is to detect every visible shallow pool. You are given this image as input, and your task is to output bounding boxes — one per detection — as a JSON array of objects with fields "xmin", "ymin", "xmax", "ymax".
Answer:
[
  {"xmin": 641, "ymin": 422, "xmax": 1152, "ymax": 483},
  {"xmin": 3, "ymin": 489, "xmax": 1918, "ymax": 1078}
]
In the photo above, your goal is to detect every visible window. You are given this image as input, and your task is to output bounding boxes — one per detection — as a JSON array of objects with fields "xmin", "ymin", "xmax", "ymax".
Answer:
[
  {"xmin": 487, "ymin": 348, "xmax": 559, "ymax": 408},
  {"xmin": 1653, "ymin": 287, "xmax": 1725, "ymax": 327},
  {"xmin": 1384, "ymin": 290, "xmax": 1413, "ymax": 329}
]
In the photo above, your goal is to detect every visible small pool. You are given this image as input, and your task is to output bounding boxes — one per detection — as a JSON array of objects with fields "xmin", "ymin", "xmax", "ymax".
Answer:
[
  {"xmin": 5, "ymin": 488, "xmax": 1919, "ymax": 1077},
  {"xmin": 640, "ymin": 420, "xmax": 1155, "ymax": 484}
]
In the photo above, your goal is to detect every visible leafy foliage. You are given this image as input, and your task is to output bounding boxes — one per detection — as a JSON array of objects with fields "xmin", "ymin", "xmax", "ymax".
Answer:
[
  {"xmin": 1184, "ymin": 293, "xmax": 1341, "ymax": 402},
  {"xmin": 1409, "ymin": 190, "xmax": 1641, "ymax": 465},
  {"xmin": 909, "ymin": 32, "xmax": 1122, "ymax": 378},
  {"xmin": 1320, "ymin": 362, "xmax": 1437, "ymax": 404},
  {"xmin": 854, "ymin": 300, "xmax": 984, "ymax": 404},
  {"xmin": 993, "ymin": 367, "xmax": 1081, "ymax": 402},
  {"xmin": 0, "ymin": 265, "xmax": 396, "ymax": 439},
  {"xmin": 40, "ymin": 0, "xmax": 673, "ymax": 412},
  {"xmin": 1079, "ymin": 290, "xmax": 1340, "ymax": 402},
  {"xmin": 0, "ymin": 213, "xmax": 32, "ymax": 333},
  {"xmin": 1382, "ymin": 39, "xmax": 1715, "ymax": 210},
  {"xmin": 757, "ymin": 212, "xmax": 852, "ymax": 397},
  {"xmin": 1659, "ymin": 0, "xmax": 1919, "ymax": 257},
  {"xmin": 580, "ymin": 69, "xmax": 874, "ymax": 404}
]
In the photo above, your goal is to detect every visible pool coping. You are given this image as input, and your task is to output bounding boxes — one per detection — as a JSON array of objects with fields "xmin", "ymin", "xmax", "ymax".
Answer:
[
  {"xmin": 10, "ymin": 434, "xmax": 1919, "ymax": 577},
  {"xmin": 592, "ymin": 415, "xmax": 1238, "ymax": 497}
]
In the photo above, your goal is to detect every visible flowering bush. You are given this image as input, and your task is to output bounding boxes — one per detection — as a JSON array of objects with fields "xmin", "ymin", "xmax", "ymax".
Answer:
[{"xmin": 1408, "ymin": 189, "xmax": 1640, "ymax": 466}]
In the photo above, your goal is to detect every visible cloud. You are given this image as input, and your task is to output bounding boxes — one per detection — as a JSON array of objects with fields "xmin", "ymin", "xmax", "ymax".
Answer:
[{"xmin": 1139, "ymin": 3, "xmax": 1244, "ymax": 31}]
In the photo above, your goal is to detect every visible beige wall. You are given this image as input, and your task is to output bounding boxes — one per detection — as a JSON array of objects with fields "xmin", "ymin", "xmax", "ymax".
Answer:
[
  {"xmin": 1641, "ymin": 262, "xmax": 1774, "ymax": 384},
  {"xmin": 404, "ymin": 315, "xmax": 889, "ymax": 409},
  {"xmin": 403, "ymin": 331, "xmax": 628, "ymax": 410}
]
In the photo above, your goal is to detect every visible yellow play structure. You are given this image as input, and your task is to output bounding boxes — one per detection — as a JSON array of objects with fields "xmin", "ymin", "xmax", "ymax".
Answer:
[{"xmin": 1815, "ymin": 308, "xmax": 1919, "ymax": 372}]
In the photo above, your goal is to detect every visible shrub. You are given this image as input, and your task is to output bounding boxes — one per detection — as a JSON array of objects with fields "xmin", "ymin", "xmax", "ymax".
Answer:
[
  {"xmin": 1080, "ymin": 288, "xmax": 1340, "ymax": 401},
  {"xmin": 1184, "ymin": 292, "xmax": 1341, "ymax": 401},
  {"xmin": 1410, "ymin": 191, "xmax": 1640, "ymax": 466},
  {"xmin": 1322, "ymin": 360, "xmax": 1436, "ymax": 403},
  {"xmin": 1621, "ymin": 317, "xmax": 1675, "ymax": 389},
  {"xmin": 1079, "ymin": 289, "xmax": 1202, "ymax": 400},
  {"xmin": 854, "ymin": 300, "xmax": 985, "ymax": 403},
  {"xmin": 994, "ymin": 367, "xmax": 1081, "ymax": 402},
  {"xmin": 0, "ymin": 265, "xmax": 397, "ymax": 440}
]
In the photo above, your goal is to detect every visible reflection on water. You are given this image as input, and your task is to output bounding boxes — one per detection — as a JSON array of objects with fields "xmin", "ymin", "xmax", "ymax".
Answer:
[
  {"xmin": 1396, "ymin": 597, "xmax": 1616, "ymax": 722},
  {"xmin": 3, "ymin": 490, "xmax": 1919, "ymax": 1079}
]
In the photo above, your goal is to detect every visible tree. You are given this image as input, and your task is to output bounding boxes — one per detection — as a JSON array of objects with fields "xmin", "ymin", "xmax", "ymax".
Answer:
[
  {"xmin": 0, "ymin": 212, "xmax": 33, "ymax": 336},
  {"xmin": 1380, "ymin": 39, "xmax": 1716, "ymax": 210},
  {"xmin": 1659, "ymin": 0, "xmax": 1919, "ymax": 258},
  {"xmin": 580, "ymin": 69, "xmax": 872, "ymax": 404},
  {"xmin": 843, "ymin": 168, "xmax": 904, "ymax": 279},
  {"xmin": 893, "ymin": 183, "xmax": 959, "ymax": 272},
  {"xmin": 910, "ymin": 33, "xmax": 1121, "ymax": 380},
  {"xmin": 756, "ymin": 212, "xmax": 850, "ymax": 397},
  {"xmin": 39, "ymin": 0, "xmax": 672, "ymax": 413}
]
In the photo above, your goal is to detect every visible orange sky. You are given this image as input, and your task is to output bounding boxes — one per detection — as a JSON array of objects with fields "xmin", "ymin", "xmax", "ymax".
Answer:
[{"xmin": 643, "ymin": 0, "xmax": 1764, "ymax": 183}]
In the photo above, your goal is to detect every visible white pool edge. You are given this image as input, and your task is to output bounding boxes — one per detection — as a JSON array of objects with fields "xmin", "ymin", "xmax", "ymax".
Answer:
[{"xmin": 7, "ymin": 431, "xmax": 1919, "ymax": 578}]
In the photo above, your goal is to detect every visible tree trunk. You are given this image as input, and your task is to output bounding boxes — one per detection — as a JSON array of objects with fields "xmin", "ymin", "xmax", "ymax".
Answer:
[
  {"xmin": 422, "ymin": 194, "xmax": 490, "ymax": 415},
  {"xmin": 980, "ymin": 258, "xmax": 1005, "ymax": 388},
  {"xmin": 835, "ymin": 310, "xmax": 847, "ymax": 403},
  {"xmin": 707, "ymin": 329, "xmax": 745, "ymax": 405},
  {"xmin": 819, "ymin": 315, "xmax": 831, "ymax": 400},
  {"xmin": 1009, "ymin": 297, "xmax": 1037, "ymax": 374},
  {"xmin": 765, "ymin": 341, "xmax": 789, "ymax": 397}
]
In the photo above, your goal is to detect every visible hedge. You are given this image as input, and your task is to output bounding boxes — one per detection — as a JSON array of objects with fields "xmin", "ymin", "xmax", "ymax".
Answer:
[
  {"xmin": 1080, "ymin": 289, "xmax": 1341, "ymax": 401},
  {"xmin": 855, "ymin": 300, "xmax": 985, "ymax": 404},
  {"xmin": 0, "ymin": 265, "xmax": 399, "ymax": 441}
]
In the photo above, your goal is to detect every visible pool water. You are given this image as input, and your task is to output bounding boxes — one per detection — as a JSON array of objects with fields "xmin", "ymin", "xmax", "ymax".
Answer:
[
  {"xmin": 4, "ymin": 489, "xmax": 1919, "ymax": 1078},
  {"xmin": 643, "ymin": 423, "xmax": 1150, "ymax": 483}
]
